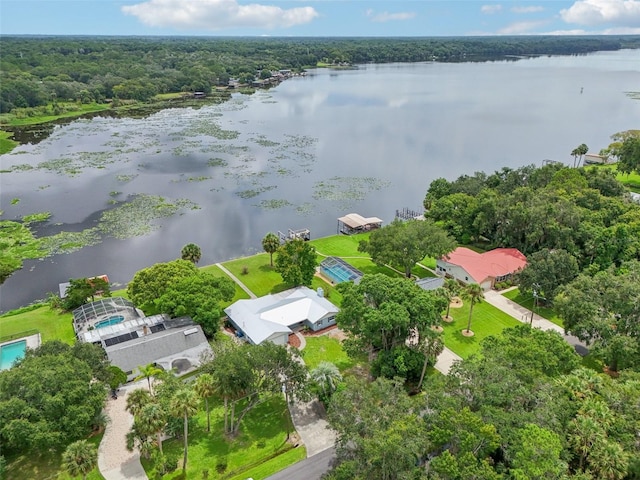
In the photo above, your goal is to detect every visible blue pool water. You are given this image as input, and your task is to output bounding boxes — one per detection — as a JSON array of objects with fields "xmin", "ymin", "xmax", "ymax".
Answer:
[
  {"xmin": 0, "ymin": 340, "xmax": 26, "ymax": 370},
  {"xmin": 95, "ymin": 315, "xmax": 125, "ymax": 329},
  {"xmin": 322, "ymin": 264, "xmax": 357, "ymax": 284}
]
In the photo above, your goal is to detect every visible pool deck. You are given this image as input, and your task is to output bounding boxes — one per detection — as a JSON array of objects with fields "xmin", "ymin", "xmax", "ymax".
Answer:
[
  {"xmin": 0, "ymin": 332, "xmax": 41, "ymax": 351},
  {"xmin": 0, "ymin": 333, "xmax": 41, "ymax": 369}
]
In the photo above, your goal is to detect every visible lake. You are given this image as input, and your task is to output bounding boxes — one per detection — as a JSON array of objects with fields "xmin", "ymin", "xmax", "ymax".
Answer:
[{"xmin": 1, "ymin": 49, "xmax": 639, "ymax": 312}]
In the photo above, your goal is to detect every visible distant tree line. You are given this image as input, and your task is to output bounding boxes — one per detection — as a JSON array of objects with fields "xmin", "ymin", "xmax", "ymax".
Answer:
[{"xmin": 1, "ymin": 35, "xmax": 638, "ymax": 113}]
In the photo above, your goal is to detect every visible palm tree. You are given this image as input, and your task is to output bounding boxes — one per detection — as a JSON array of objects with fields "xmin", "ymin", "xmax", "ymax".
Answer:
[
  {"xmin": 416, "ymin": 329, "xmax": 444, "ymax": 390},
  {"xmin": 442, "ymin": 278, "xmax": 460, "ymax": 321},
  {"xmin": 462, "ymin": 283, "xmax": 484, "ymax": 335},
  {"xmin": 262, "ymin": 232, "xmax": 280, "ymax": 267},
  {"xmin": 126, "ymin": 388, "xmax": 152, "ymax": 417},
  {"xmin": 135, "ymin": 363, "xmax": 164, "ymax": 395},
  {"xmin": 62, "ymin": 440, "xmax": 97, "ymax": 480},
  {"xmin": 194, "ymin": 373, "xmax": 216, "ymax": 432},
  {"xmin": 170, "ymin": 388, "xmax": 199, "ymax": 473},
  {"xmin": 310, "ymin": 361, "xmax": 342, "ymax": 400},
  {"xmin": 138, "ymin": 402, "xmax": 167, "ymax": 455},
  {"xmin": 577, "ymin": 143, "xmax": 589, "ymax": 167},
  {"xmin": 181, "ymin": 243, "xmax": 202, "ymax": 264}
]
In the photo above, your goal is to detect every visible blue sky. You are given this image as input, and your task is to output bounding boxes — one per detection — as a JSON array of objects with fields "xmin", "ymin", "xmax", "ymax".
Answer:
[{"xmin": 2, "ymin": 0, "xmax": 640, "ymax": 36}]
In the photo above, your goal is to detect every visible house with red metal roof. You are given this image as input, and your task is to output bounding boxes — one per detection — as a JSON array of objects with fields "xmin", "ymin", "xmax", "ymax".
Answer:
[{"xmin": 436, "ymin": 247, "xmax": 527, "ymax": 291}]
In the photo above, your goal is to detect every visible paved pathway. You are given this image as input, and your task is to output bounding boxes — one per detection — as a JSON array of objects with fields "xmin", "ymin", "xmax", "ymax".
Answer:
[
  {"xmin": 98, "ymin": 382, "xmax": 149, "ymax": 480},
  {"xmin": 216, "ymin": 263, "xmax": 257, "ymax": 299},
  {"xmin": 434, "ymin": 347, "xmax": 462, "ymax": 375},
  {"xmin": 483, "ymin": 290, "xmax": 588, "ymax": 354},
  {"xmin": 288, "ymin": 399, "xmax": 336, "ymax": 457}
]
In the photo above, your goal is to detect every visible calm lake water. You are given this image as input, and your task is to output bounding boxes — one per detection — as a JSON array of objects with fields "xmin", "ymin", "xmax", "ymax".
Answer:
[{"xmin": 1, "ymin": 49, "xmax": 639, "ymax": 312}]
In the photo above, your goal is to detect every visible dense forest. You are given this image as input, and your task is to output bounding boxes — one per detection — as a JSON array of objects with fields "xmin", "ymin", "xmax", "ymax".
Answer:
[{"xmin": 1, "ymin": 35, "xmax": 639, "ymax": 113}]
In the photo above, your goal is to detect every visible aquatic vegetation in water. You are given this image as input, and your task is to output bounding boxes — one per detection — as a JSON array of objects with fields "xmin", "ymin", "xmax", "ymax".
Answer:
[
  {"xmin": 22, "ymin": 212, "xmax": 51, "ymax": 224},
  {"xmin": 40, "ymin": 228, "xmax": 102, "ymax": 255},
  {"xmin": 116, "ymin": 174, "xmax": 138, "ymax": 182},
  {"xmin": 296, "ymin": 203, "xmax": 315, "ymax": 216},
  {"xmin": 254, "ymin": 199, "xmax": 292, "ymax": 209},
  {"xmin": 250, "ymin": 135, "xmax": 280, "ymax": 147},
  {"xmin": 207, "ymin": 158, "xmax": 228, "ymax": 167},
  {"xmin": 236, "ymin": 185, "xmax": 276, "ymax": 199},
  {"xmin": 313, "ymin": 176, "xmax": 391, "ymax": 205},
  {"xmin": 97, "ymin": 194, "xmax": 199, "ymax": 239}
]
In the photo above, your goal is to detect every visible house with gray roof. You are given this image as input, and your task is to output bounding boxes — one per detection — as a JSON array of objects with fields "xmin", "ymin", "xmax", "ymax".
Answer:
[
  {"xmin": 73, "ymin": 297, "xmax": 212, "ymax": 380},
  {"xmin": 105, "ymin": 319, "xmax": 211, "ymax": 380},
  {"xmin": 224, "ymin": 287, "xmax": 339, "ymax": 345}
]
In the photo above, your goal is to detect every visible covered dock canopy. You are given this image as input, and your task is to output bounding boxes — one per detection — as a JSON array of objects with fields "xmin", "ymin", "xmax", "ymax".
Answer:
[{"xmin": 337, "ymin": 213, "xmax": 383, "ymax": 235}]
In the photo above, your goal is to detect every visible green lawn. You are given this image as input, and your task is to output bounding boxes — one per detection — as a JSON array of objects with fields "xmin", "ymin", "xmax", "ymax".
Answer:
[
  {"xmin": 5, "ymin": 431, "xmax": 105, "ymax": 480},
  {"xmin": 593, "ymin": 164, "xmax": 640, "ymax": 192},
  {"xmin": 228, "ymin": 446, "xmax": 306, "ymax": 480},
  {"xmin": 301, "ymin": 336, "xmax": 356, "ymax": 372},
  {"xmin": 223, "ymin": 254, "xmax": 284, "ymax": 297},
  {"xmin": 143, "ymin": 397, "xmax": 302, "ymax": 479},
  {"xmin": 311, "ymin": 233, "xmax": 371, "ymax": 257},
  {"xmin": 0, "ymin": 304, "xmax": 75, "ymax": 344},
  {"xmin": 502, "ymin": 288, "xmax": 564, "ymax": 327},
  {"xmin": 441, "ymin": 301, "xmax": 521, "ymax": 358},
  {"xmin": 200, "ymin": 264, "xmax": 251, "ymax": 304},
  {"xmin": 0, "ymin": 130, "xmax": 19, "ymax": 154},
  {"xmin": 221, "ymin": 253, "xmax": 342, "ymax": 303},
  {"xmin": 0, "ymin": 102, "xmax": 111, "ymax": 126}
]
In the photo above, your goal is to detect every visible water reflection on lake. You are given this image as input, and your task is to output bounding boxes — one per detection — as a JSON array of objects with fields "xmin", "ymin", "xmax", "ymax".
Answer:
[{"xmin": 1, "ymin": 49, "xmax": 639, "ymax": 312}]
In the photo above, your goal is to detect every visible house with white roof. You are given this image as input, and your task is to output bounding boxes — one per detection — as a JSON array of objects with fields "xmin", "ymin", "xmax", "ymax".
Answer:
[{"xmin": 224, "ymin": 287, "xmax": 339, "ymax": 345}]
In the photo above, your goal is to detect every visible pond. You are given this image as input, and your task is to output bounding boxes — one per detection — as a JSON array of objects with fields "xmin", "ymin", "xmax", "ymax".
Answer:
[{"xmin": 1, "ymin": 49, "xmax": 639, "ymax": 312}]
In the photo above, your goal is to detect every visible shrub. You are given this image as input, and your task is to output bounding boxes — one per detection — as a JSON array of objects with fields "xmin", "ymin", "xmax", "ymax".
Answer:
[
  {"xmin": 241, "ymin": 265, "xmax": 249, "ymax": 275},
  {"xmin": 215, "ymin": 458, "xmax": 227, "ymax": 474}
]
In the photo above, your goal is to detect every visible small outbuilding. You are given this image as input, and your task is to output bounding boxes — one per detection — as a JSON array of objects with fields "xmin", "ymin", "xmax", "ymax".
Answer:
[
  {"xmin": 224, "ymin": 287, "xmax": 339, "ymax": 345},
  {"xmin": 337, "ymin": 213, "xmax": 383, "ymax": 235}
]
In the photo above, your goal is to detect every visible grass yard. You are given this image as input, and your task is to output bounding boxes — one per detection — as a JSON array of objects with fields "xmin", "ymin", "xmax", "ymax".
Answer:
[
  {"xmin": 594, "ymin": 164, "xmax": 640, "ymax": 192},
  {"xmin": 5, "ymin": 432, "xmax": 105, "ymax": 480},
  {"xmin": 311, "ymin": 233, "xmax": 371, "ymax": 257},
  {"xmin": 0, "ymin": 130, "xmax": 19, "ymax": 154},
  {"xmin": 502, "ymin": 288, "xmax": 564, "ymax": 327},
  {"xmin": 301, "ymin": 336, "xmax": 356, "ymax": 372},
  {"xmin": 143, "ymin": 397, "xmax": 302, "ymax": 479},
  {"xmin": 200, "ymin": 264, "xmax": 251, "ymax": 304},
  {"xmin": 441, "ymin": 301, "xmax": 521, "ymax": 358},
  {"xmin": 0, "ymin": 102, "xmax": 111, "ymax": 126},
  {"xmin": 0, "ymin": 304, "xmax": 75, "ymax": 344},
  {"xmin": 223, "ymin": 254, "xmax": 284, "ymax": 297},
  {"xmin": 227, "ymin": 446, "xmax": 306, "ymax": 480}
]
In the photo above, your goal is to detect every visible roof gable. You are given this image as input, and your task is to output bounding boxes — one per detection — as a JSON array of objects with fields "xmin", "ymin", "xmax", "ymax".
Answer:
[
  {"xmin": 441, "ymin": 247, "xmax": 527, "ymax": 283},
  {"xmin": 224, "ymin": 287, "xmax": 339, "ymax": 344}
]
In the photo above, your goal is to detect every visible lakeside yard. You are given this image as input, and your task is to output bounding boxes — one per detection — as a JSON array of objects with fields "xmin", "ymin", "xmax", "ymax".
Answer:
[{"xmin": 1, "ymin": 232, "xmax": 530, "ymax": 479}]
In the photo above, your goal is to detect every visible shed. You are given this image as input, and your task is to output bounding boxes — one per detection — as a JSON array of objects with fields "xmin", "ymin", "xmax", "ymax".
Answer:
[{"xmin": 337, "ymin": 213, "xmax": 383, "ymax": 235}]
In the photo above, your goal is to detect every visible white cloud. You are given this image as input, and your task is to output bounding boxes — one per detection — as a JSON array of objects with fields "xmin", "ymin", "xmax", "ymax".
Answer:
[
  {"xmin": 481, "ymin": 4, "xmax": 503, "ymax": 14},
  {"xmin": 560, "ymin": 0, "xmax": 640, "ymax": 26},
  {"xmin": 541, "ymin": 26, "xmax": 640, "ymax": 34},
  {"xmin": 365, "ymin": 9, "xmax": 416, "ymax": 22},
  {"xmin": 511, "ymin": 6, "xmax": 544, "ymax": 13},
  {"xmin": 122, "ymin": 0, "xmax": 319, "ymax": 30},
  {"xmin": 497, "ymin": 19, "xmax": 550, "ymax": 34}
]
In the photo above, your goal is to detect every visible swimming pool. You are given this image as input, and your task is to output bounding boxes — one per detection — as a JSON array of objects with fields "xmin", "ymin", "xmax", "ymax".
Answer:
[
  {"xmin": 320, "ymin": 257, "xmax": 363, "ymax": 284},
  {"xmin": 0, "ymin": 340, "xmax": 26, "ymax": 370},
  {"xmin": 95, "ymin": 315, "xmax": 125, "ymax": 329}
]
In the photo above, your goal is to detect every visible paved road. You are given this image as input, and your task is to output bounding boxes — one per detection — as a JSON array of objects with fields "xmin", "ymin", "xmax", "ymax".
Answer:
[
  {"xmin": 265, "ymin": 447, "xmax": 335, "ymax": 480},
  {"xmin": 433, "ymin": 346, "xmax": 462, "ymax": 374}
]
